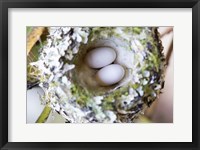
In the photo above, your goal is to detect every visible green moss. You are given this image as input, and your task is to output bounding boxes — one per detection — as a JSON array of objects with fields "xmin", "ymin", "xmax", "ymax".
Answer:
[
  {"xmin": 133, "ymin": 27, "xmax": 143, "ymax": 34},
  {"xmin": 70, "ymin": 84, "xmax": 91, "ymax": 107},
  {"xmin": 124, "ymin": 92, "xmax": 129, "ymax": 96},
  {"xmin": 77, "ymin": 98, "xmax": 87, "ymax": 106},
  {"xmin": 27, "ymin": 64, "xmax": 41, "ymax": 83},
  {"xmin": 102, "ymin": 101, "xmax": 114, "ymax": 110},
  {"xmin": 104, "ymin": 95, "xmax": 114, "ymax": 102},
  {"xmin": 140, "ymin": 39, "xmax": 146, "ymax": 45},
  {"xmin": 123, "ymin": 27, "xmax": 143, "ymax": 35},
  {"xmin": 132, "ymin": 83, "xmax": 140, "ymax": 90},
  {"xmin": 150, "ymin": 53, "xmax": 159, "ymax": 72},
  {"xmin": 143, "ymin": 85, "xmax": 152, "ymax": 94}
]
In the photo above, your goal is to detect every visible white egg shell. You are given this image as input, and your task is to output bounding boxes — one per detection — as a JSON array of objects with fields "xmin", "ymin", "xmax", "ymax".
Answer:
[
  {"xmin": 85, "ymin": 47, "xmax": 116, "ymax": 69},
  {"xmin": 27, "ymin": 87, "xmax": 45, "ymax": 123},
  {"xmin": 96, "ymin": 64, "xmax": 125, "ymax": 86}
]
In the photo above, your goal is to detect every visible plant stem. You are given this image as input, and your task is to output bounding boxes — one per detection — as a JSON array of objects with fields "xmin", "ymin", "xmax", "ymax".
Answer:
[{"xmin": 36, "ymin": 106, "xmax": 51, "ymax": 123}]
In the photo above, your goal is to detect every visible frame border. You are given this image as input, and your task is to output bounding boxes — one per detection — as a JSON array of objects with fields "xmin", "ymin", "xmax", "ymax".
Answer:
[{"xmin": 0, "ymin": 0, "xmax": 199, "ymax": 150}]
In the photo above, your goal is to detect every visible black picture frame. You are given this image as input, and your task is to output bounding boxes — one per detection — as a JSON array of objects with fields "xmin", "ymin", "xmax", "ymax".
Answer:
[{"xmin": 0, "ymin": 0, "xmax": 199, "ymax": 149}]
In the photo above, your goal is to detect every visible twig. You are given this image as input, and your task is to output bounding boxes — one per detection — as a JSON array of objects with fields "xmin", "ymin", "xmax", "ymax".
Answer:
[{"xmin": 36, "ymin": 106, "xmax": 52, "ymax": 123}]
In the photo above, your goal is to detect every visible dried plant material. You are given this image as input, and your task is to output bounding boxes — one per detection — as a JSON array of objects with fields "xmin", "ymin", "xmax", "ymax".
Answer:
[{"xmin": 27, "ymin": 27, "xmax": 45, "ymax": 55}]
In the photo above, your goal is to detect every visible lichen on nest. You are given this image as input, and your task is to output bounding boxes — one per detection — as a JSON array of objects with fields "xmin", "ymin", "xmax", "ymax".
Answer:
[{"xmin": 27, "ymin": 27, "xmax": 165, "ymax": 123}]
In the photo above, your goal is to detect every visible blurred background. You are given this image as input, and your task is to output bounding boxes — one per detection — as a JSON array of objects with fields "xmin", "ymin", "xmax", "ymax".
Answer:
[{"xmin": 27, "ymin": 27, "xmax": 173, "ymax": 123}]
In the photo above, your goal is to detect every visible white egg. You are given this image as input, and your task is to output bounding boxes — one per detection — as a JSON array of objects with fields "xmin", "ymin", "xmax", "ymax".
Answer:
[
  {"xmin": 96, "ymin": 64, "xmax": 125, "ymax": 86},
  {"xmin": 85, "ymin": 47, "xmax": 116, "ymax": 69},
  {"xmin": 27, "ymin": 87, "xmax": 45, "ymax": 123}
]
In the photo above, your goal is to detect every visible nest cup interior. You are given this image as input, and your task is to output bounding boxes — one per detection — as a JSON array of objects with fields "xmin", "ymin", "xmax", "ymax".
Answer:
[{"xmin": 72, "ymin": 38, "xmax": 133, "ymax": 95}]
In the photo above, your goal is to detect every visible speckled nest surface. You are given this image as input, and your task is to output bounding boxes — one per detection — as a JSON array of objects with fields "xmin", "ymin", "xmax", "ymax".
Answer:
[{"xmin": 28, "ymin": 27, "xmax": 165, "ymax": 123}]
